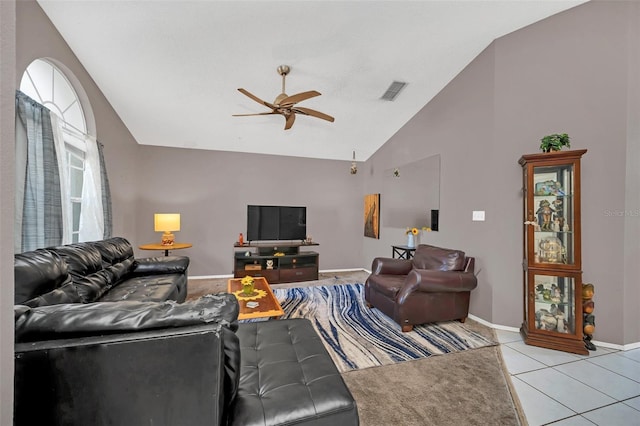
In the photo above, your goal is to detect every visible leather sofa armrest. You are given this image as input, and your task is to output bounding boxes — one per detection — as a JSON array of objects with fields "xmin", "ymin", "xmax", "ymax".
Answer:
[
  {"xmin": 371, "ymin": 257, "xmax": 413, "ymax": 275},
  {"xmin": 397, "ymin": 269, "xmax": 478, "ymax": 303},
  {"xmin": 15, "ymin": 293, "xmax": 239, "ymax": 343},
  {"xmin": 15, "ymin": 305, "xmax": 30, "ymax": 321},
  {"xmin": 130, "ymin": 255, "xmax": 190, "ymax": 276},
  {"xmin": 15, "ymin": 324, "xmax": 230, "ymax": 426}
]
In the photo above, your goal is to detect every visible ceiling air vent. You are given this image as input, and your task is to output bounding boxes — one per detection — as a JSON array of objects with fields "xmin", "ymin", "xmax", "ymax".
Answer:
[{"xmin": 381, "ymin": 81, "xmax": 407, "ymax": 101}]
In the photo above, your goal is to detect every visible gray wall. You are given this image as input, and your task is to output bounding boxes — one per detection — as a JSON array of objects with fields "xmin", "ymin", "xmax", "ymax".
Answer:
[
  {"xmin": 133, "ymin": 146, "xmax": 364, "ymax": 275},
  {"xmin": 364, "ymin": 0, "xmax": 640, "ymax": 346},
  {"xmin": 0, "ymin": 1, "xmax": 16, "ymax": 424}
]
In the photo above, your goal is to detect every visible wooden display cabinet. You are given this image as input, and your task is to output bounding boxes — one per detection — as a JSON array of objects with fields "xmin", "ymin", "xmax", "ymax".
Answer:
[{"xmin": 519, "ymin": 149, "xmax": 588, "ymax": 355}]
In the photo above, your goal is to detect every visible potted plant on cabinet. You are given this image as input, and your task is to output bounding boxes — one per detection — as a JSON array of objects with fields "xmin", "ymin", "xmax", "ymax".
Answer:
[{"xmin": 540, "ymin": 133, "xmax": 571, "ymax": 152}]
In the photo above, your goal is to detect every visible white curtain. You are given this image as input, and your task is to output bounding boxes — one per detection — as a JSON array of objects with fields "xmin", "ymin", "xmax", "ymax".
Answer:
[
  {"xmin": 51, "ymin": 115, "xmax": 72, "ymax": 245},
  {"xmin": 78, "ymin": 135, "xmax": 104, "ymax": 242}
]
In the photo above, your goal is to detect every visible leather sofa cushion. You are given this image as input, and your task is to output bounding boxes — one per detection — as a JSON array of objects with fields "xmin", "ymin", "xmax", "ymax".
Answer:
[
  {"xmin": 14, "ymin": 293, "xmax": 240, "ymax": 343},
  {"xmin": 221, "ymin": 326, "xmax": 241, "ymax": 420},
  {"xmin": 89, "ymin": 237, "xmax": 136, "ymax": 283},
  {"xmin": 232, "ymin": 319, "xmax": 358, "ymax": 426},
  {"xmin": 51, "ymin": 243, "xmax": 104, "ymax": 279},
  {"xmin": 89, "ymin": 237, "xmax": 135, "ymax": 267},
  {"xmin": 99, "ymin": 275, "xmax": 183, "ymax": 302},
  {"xmin": 73, "ymin": 270, "xmax": 112, "ymax": 303},
  {"xmin": 103, "ymin": 258, "xmax": 134, "ymax": 284},
  {"xmin": 131, "ymin": 256, "xmax": 190, "ymax": 276},
  {"xmin": 22, "ymin": 282, "xmax": 82, "ymax": 308},
  {"xmin": 14, "ymin": 250, "xmax": 81, "ymax": 307},
  {"xmin": 412, "ymin": 244, "xmax": 466, "ymax": 271}
]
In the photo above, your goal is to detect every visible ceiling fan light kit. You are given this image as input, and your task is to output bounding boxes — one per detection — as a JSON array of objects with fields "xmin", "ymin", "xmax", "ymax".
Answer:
[
  {"xmin": 233, "ymin": 65, "xmax": 335, "ymax": 130},
  {"xmin": 350, "ymin": 150, "xmax": 358, "ymax": 175}
]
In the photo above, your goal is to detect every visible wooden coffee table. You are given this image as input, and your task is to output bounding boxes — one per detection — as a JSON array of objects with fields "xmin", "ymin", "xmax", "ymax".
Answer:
[{"xmin": 227, "ymin": 277, "xmax": 284, "ymax": 320}]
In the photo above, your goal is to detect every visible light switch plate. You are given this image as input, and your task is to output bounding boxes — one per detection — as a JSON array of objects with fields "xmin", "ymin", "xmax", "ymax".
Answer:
[{"xmin": 472, "ymin": 211, "xmax": 485, "ymax": 221}]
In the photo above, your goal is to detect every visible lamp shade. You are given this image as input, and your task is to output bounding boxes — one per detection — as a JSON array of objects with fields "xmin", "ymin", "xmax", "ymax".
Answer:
[{"xmin": 154, "ymin": 213, "xmax": 180, "ymax": 232}]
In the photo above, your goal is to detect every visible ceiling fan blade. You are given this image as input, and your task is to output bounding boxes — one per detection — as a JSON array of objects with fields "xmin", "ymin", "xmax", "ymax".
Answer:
[
  {"xmin": 284, "ymin": 113, "xmax": 296, "ymax": 130},
  {"xmin": 279, "ymin": 90, "xmax": 321, "ymax": 106},
  {"xmin": 293, "ymin": 107, "xmax": 335, "ymax": 123},
  {"xmin": 237, "ymin": 88, "xmax": 276, "ymax": 109},
  {"xmin": 232, "ymin": 112, "xmax": 278, "ymax": 117}
]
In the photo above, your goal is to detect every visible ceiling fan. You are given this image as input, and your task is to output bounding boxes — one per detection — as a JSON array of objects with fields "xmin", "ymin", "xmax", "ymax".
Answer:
[{"xmin": 233, "ymin": 65, "xmax": 334, "ymax": 130}]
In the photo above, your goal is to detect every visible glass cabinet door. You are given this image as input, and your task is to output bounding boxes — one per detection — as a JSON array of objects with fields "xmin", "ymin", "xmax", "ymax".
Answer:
[
  {"xmin": 526, "ymin": 271, "xmax": 577, "ymax": 336},
  {"xmin": 525, "ymin": 162, "xmax": 578, "ymax": 268}
]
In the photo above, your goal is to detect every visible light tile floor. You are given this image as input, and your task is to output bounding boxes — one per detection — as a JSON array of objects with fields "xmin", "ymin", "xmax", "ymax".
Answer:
[{"xmin": 497, "ymin": 330, "xmax": 640, "ymax": 425}]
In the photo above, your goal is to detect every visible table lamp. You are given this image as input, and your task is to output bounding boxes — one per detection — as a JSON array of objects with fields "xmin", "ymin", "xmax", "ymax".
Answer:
[{"xmin": 154, "ymin": 213, "xmax": 180, "ymax": 246}]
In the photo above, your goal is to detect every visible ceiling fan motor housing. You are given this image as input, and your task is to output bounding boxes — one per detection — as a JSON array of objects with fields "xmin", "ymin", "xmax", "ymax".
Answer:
[{"xmin": 277, "ymin": 65, "xmax": 290, "ymax": 76}]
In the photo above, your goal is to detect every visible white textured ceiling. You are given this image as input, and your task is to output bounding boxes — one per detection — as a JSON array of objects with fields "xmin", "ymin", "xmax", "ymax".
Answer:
[{"xmin": 37, "ymin": 0, "xmax": 586, "ymax": 161}]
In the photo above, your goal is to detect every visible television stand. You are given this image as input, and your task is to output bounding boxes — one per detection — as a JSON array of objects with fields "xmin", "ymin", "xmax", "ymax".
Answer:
[{"xmin": 233, "ymin": 241, "xmax": 319, "ymax": 284}]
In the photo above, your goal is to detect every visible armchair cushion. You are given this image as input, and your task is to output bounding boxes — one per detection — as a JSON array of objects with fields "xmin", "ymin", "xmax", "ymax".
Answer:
[
  {"xmin": 371, "ymin": 257, "xmax": 413, "ymax": 275},
  {"xmin": 412, "ymin": 244, "xmax": 466, "ymax": 271},
  {"xmin": 365, "ymin": 274, "xmax": 406, "ymax": 299},
  {"xmin": 408, "ymin": 269, "xmax": 478, "ymax": 292}
]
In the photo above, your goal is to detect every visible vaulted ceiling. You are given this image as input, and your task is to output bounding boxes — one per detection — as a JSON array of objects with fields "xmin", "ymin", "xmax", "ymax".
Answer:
[{"xmin": 37, "ymin": 1, "xmax": 587, "ymax": 161}]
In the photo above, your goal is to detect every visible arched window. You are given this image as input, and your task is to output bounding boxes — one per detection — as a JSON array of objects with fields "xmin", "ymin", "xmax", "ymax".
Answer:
[
  {"xmin": 20, "ymin": 58, "xmax": 87, "ymax": 135},
  {"xmin": 18, "ymin": 59, "xmax": 106, "ymax": 246}
]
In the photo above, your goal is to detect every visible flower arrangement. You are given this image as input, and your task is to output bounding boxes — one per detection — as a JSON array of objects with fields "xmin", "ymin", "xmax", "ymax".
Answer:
[
  {"xmin": 406, "ymin": 226, "xmax": 432, "ymax": 235},
  {"xmin": 405, "ymin": 227, "xmax": 419, "ymax": 235},
  {"xmin": 241, "ymin": 275, "xmax": 255, "ymax": 295}
]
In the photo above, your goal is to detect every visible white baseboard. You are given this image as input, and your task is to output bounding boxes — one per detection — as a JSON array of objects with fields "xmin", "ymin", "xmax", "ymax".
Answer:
[
  {"xmin": 189, "ymin": 268, "xmax": 370, "ymax": 281},
  {"xmin": 468, "ymin": 314, "xmax": 521, "ymax": 333},
  {"xmin": 189, "ymin": 274, "xmax": 233, "ymax": 280},
  {"xmin": 469, "ymin": 314, "xmax": 640, "ymax": 351}
]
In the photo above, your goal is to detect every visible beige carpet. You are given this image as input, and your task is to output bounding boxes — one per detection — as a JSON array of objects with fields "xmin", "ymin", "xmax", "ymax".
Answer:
[
  {"xmin": 342, "ymin": 345, "xmax": 523, "ymax": 426},
  {"xmin": 187, "ymin": 271, "xmax": 525, "ymax": 425}
]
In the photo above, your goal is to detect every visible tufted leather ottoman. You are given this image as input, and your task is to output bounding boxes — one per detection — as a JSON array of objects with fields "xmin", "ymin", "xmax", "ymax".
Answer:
[{"xmin": 230, "ymin": 319, "xmax": 359, "ymax": 426}]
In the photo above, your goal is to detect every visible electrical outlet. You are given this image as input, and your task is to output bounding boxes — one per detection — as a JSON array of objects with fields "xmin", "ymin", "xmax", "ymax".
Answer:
[{"xmin": 472, "ymin": 211, "xmax": 485, "ymax": 221}]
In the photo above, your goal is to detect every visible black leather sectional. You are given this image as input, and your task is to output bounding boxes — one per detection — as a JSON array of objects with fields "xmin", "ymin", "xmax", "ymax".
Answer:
[
  {"xmin": 15, "ymin": 236, "xmax": 190, "ymax": 307},
  {"xmin": 13, "ymin": 237, "xmax": 359, "ymax": 425}
]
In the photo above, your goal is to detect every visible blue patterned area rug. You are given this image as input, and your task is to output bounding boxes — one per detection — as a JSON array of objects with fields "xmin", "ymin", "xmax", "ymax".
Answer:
[{"xmin": 262, "ymin": 283, "xmax": 497, "ymax": 372}]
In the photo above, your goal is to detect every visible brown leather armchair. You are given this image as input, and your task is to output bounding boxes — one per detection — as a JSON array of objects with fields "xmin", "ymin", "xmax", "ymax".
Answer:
[{"xmin": 365, "ymin": 244, "xmax": 477, "ymax": 332}]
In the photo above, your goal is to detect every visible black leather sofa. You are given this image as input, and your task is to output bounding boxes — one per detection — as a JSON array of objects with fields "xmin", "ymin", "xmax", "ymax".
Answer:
[
  {"xmin": 15, "ymin": 237, "xmax": 189, "ymax": 307},
  {"xmin": 14, "ymin": 238, "xmax": 359, "ymax": 426}
]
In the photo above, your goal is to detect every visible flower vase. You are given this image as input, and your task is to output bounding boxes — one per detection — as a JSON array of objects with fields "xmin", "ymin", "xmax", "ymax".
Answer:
[
  {"xmin": 243, "ymin": 282, "xmax": 255, "ymax": 296},
  {"xmin": 407, "ymin": 233, "xmax": 415, "ymax": 248}
]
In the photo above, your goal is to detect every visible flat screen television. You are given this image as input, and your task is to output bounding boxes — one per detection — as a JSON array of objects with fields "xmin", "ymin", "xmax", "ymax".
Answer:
[{"xmin": 247, "ymin": 205, "xmax": 307, "ymax": 242}]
